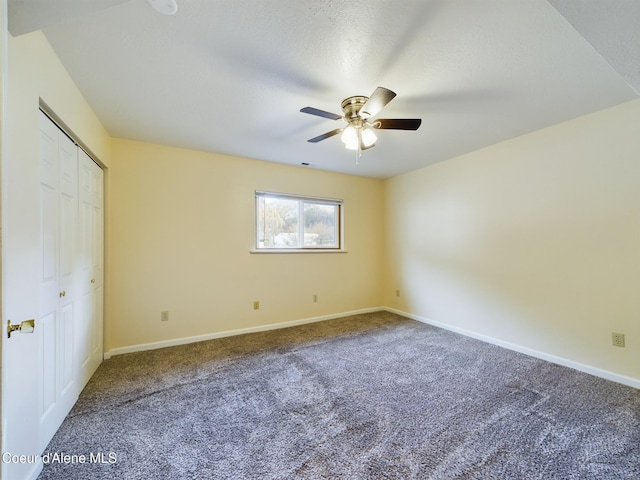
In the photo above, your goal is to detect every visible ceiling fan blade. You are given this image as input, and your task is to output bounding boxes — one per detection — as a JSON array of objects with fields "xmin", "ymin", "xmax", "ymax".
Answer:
[
  {"xmin": 300, "ymin": 107, "xmax": 342, "ymax": 121},
  {"xmin": 308, "ymin": 128, "xmax": 343, "ymax": 143},
  {"xmin": 373, "ymin": 118, "xmax": 422, "ymax": 130},
  {"xmin": 360, "ymin": 87, "xmax": 396, "ymax": 118}
]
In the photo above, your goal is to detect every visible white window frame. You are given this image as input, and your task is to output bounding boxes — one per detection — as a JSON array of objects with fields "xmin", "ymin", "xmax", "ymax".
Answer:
[{"xmin": 253, "ymin": 191, "xmax": 345, "ymax": 253}]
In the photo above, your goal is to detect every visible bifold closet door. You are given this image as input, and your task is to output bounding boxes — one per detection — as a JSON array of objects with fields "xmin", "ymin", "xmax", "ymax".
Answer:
[
  {"xmin": 78, "ymin": 149, "xmax": 104, "ymax": 386},
  {"xmin": 37, "ymin": 111, "xmax": 105, "ymax": 452},
  {"xmin": 38, "ymin": 111, "xmax": 79, "ymax": 451}
]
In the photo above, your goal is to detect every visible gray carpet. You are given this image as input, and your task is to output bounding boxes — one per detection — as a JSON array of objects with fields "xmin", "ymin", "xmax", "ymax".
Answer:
[{"xmin": 38, "ymin": 311, "xmax": 639, "ymax": 479}]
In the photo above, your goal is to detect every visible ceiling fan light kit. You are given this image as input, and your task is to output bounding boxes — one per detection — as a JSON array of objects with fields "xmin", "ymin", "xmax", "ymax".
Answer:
[
  {"xmin": 341, "ymin": 124, "xmax": 377, "ymax": 150},
  {"xmin": 301, "ymin": 87, "xmax": 421, "ymax": 164}
]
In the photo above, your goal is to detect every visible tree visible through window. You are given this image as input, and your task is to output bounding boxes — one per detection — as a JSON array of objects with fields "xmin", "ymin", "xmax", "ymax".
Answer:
[{"xmin": 256, "ymin": 191, "xmax": 342, "ymax": 250}]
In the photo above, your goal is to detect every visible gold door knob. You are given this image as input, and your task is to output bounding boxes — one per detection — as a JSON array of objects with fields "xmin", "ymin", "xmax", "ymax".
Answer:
[
  {"xmin": 91, "ymin": 278, "xmax": 96, "ymax": 284},
  {"xmin": 59, "ymin": 290, "xmax": 66, "ymax": 297},
  {"xmin": 7, "ymin": 319, "xmax": 35, "ymax": 339}
]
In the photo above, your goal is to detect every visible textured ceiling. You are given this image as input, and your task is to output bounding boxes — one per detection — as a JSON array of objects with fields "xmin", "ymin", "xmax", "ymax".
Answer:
[{"xmin": 9, "ymin": 0, "xmax": 639, "ymax": 178}]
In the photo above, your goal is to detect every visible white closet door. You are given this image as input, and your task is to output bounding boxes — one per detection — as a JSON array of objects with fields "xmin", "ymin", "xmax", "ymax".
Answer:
[
  {"xmin": 38, "ymin": 112, "xmax": 80, "ymax": 451},
  {"xmin": 58, "ymin": 126, "xmax": 78, "ymax": 402},
  {"xmin": 90, "ymin": 156, "xmax": 104, "ymax": 372},
  {"xmin": 78, "ymin": 149, "xmax": 104, "ymax": 386}
]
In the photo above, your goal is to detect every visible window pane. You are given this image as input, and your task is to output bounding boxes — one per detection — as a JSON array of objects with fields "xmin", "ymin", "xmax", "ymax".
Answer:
[
  {"xmin": 258, "ymin": 197, "xmax": 299, "ymax": 248},
  {"xmin": 303, "ymin": 202, "xmax": 337, "ymax": 247},
  {"xmin": 255, "ymin": 191, "xmax": 342, "ymax": 251}
]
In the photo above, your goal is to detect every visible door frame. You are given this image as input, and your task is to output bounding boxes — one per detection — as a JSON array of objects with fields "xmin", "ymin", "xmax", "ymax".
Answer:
[
  {"xmin": 1, "ymin": 0, "xmax": 5, "ymax": 470},
  {"xmin": 1, "ymin": 15, "xmax": 46, "ymax": 472}
]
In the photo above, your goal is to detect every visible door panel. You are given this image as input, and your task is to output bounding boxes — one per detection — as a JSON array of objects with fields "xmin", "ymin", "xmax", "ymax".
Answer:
[
  {"xmin": 58, "ymin": 134, "xmax": 77, "ymax": 197},
  {"xmin": 91, "ymin": 159, "xmax": 104, "ymax": 369},
  {"xmin": 78, "ymin": 152, "xmax": 93, "ymax": 379},
  {"xmin": 92, "ymin": 159, "xmax": 103, "ymax": 289},
  {"xmin": 2, "ymin": 13, "xmax": 43, "ymax": 478},
  {"xmin": 58, "ymin": 131, "xmax": 77, "ymax": 300},
  {"xmin": 78, "ymin": 198, "xmax": 92, "ymax": 372},
  {"xmin": 92, "ymin": 284, "xmax": 103, "ymax": 360},
  {"xmin": 60, "ymin": 301, "xmax": 74, "ymax": 396},
  {"xmin": 39, "ymin": 309, "xmax": 56, "ymax": 419},
  {"xmin": 38, "ymin": 117, "xmax": 58, "ymax": 191},
  {"xmin": 38, "ymin": 118, "xmax": 60, "ymax": 446},
  {"xmin": 79, "ymin": 290, "xmax": 92, "ymax": 371},
  {"xmin": 2, "ymin": 111, "xmax": 44, "ymax": 479},
  {"xmin": 78, "ymin": 149, "xmax": 104, "ymax": 382},
  {"xmin": 37, "ymin": 113, "xmax": 79, "ymax": 452},
  {"xmin": 91, "ymin": 160, "xmax": 104, "ymax": 368},
  {"xmin": 59, "ymin": 193, "xmax": 75, "ymax": 287},
  {"xmin": 40, "ymin": 184, "xmax": 58, "ymax": 292}
]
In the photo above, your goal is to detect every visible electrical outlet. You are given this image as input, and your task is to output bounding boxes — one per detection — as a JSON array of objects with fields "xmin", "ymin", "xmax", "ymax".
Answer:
[
  {"xmin": 161, "ymin": 311, "xmax": 169, "ymax": 322},
  {"xmin": 612, "ymin": 332, "xmax": 625, "ymax": 347},
  {"xmin": 253, "ymin": 301, "xmax": 260, "ymax": 310},
  {"xmin": 396, "ymin": 289, "xmax": 400, "ymax": 297},
  {"xmin": 313, "ymin": 294, "xmax": 318, "ymax": 303}
]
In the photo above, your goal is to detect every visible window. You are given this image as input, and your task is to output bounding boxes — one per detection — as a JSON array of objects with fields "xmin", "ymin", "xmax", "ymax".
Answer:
[{"xmin": 255, "ymin": 191, "xmax": 343, "ymax": 251}]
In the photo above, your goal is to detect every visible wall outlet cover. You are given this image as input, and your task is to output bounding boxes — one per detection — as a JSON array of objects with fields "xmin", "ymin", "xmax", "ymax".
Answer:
[{"xmin": 612, "ymin": 332, "xmax": 625, "ymax": 347}]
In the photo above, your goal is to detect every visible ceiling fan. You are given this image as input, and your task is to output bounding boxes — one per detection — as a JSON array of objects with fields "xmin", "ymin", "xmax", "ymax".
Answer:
[{"xmin": 300, "ymin": 87, "xmax": 421, "ymax": 157}]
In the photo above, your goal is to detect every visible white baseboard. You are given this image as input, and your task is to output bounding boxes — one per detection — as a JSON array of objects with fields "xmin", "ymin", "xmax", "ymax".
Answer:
[
  {"xmin": 385, "ymin": 307, "xmax": 640, "ymax": 390},
  {"xmin": 104, "ymin": 307, "xmax": 383, "ymax": 359},
  {"xmin": 104, "ymin": 306, "xmax": 639, "ymax": 390}
]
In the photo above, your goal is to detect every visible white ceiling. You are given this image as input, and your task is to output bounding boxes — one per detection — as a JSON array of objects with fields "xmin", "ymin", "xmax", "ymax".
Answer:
[{"xmin": 8, "ymin": 0, "xmax": 640, "ymax": 178}]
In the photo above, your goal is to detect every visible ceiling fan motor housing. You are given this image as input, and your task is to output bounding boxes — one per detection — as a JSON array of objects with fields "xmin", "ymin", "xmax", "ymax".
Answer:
[{"xmin": 341, "ymin": 96, "xmax": 369, "ymax": 119}]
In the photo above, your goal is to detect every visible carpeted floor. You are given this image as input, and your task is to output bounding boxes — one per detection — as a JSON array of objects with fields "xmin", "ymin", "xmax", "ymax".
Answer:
[{"xmin": 38, "ymin": 311, "xmax": 639, "ymax": 479}]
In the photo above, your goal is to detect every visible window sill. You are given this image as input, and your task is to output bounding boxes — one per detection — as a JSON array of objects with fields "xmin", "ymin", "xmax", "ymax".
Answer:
[{"xmin": 250, "ymin": 249, "xmax": 347, "ymax": 254}]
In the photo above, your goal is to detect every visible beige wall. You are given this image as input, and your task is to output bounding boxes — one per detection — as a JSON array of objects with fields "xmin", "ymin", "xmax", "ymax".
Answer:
[
  {"xmin": 108, "ymin": 138, "xmax": 384, "ymax": 351},
  {"xmin": 7, "ymin": 31, "xmax": 111, "ymax": 167},
  {"xmin": 384, "ymin": 100, "xmax": 640, "ymax": 382},
  {"xmin": 6, "ymin": 29, "xmax": 638, "ymax": 385}
]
